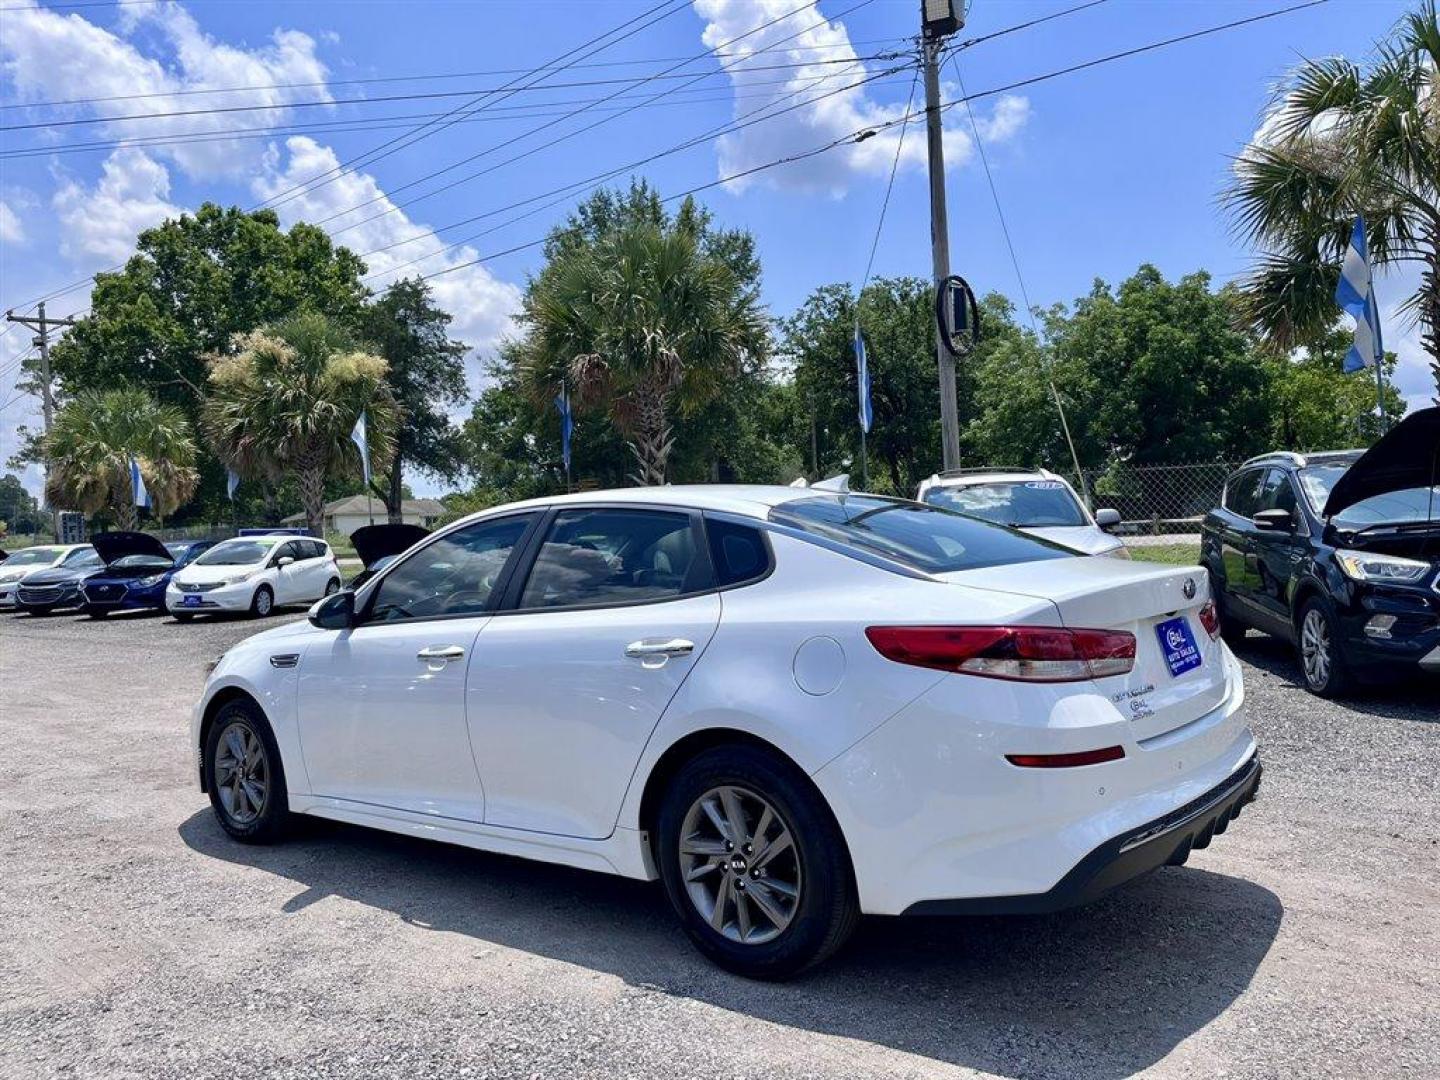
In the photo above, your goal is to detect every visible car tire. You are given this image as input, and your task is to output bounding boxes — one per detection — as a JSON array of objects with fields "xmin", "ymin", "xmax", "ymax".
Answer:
[
  {"xmin": 1215, "ymin": 593, "xmax": 1247, "ymax": 647},
  {"xmin": 249, "ymin": 585, "xmax": 274, "ymax": 618},
  {"xmin": 204, "ymin": 698, "xmax": 289, "ymax": 843},
  {"xmin": 656, "ymin": 744, "xmax": 859, "ymax": 980},
  {"xmin": 1297, "ymin": 596, "xmax": 1351, "ymax": 697}
]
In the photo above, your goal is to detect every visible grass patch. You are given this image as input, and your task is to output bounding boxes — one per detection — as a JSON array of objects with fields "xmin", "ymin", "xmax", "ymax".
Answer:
[{"xmin": 1126, "ymin": 543, "xmax": 1201, "ymax": 566}]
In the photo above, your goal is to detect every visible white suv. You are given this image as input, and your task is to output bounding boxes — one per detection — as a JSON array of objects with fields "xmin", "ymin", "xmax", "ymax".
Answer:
[
  {"xmin": 167, "ymin": 535, "xmax": 341, "ymax": 619},
  {"xmin": 917, "ymin": 469, "xmax": 1128, "ymax": 557}
]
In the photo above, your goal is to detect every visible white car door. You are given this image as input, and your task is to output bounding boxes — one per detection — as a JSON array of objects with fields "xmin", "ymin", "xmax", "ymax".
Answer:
[
  {"xmin": 466, "ymin": 507, "xmax": 721, "ymax": 839},
  {"xmin": 295, "ymin": 513, "xmax": 536, "ymax": 820},
  {"xmin": 298, "ymin": 540, "xmax": 330, "ymax": 598}
]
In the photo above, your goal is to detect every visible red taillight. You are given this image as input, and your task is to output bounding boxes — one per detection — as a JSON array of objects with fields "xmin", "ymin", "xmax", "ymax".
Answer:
[
  {"xmin": 865, "ymin": 625, "xmax": 1136, "ymax": 682},
  {"xmin": 1006, "ymin": 746, "xmax": 1126, "ymax": 768},
  {"xmin": 1198, "ymin": 600, "xmax": 1220, "ymax": 639}
]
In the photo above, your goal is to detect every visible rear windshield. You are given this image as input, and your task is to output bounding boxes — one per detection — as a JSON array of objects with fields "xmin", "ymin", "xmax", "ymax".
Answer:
[
  {"xmin": 769, "ymin": 494, "xmax": 1076, "ymax": 574},
  {"xmin": 923, "ymin": 480, "xmax": 1086, "ymax": 526}
]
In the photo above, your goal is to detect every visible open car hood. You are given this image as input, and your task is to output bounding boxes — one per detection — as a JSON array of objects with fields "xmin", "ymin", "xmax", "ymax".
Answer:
[
  {"xmin": 91, "ymin": 530, "xmax": 172, "ymax": 566},
  {"xmin": 1323, "ymin": 406, "xmax": 1440, "ymax": 519},
  {"xmin": 350, "ymin": 523, "xmax": 429, "ymax": 568}
]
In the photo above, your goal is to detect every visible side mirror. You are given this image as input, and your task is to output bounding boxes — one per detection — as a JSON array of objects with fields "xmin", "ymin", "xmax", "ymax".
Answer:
[
  {"xmin": 1252, "ymin": 508, "xmax": 1295, "ymax": 532},
  {"xmin": 275, "ymin": 555, "xmax": 295, "ymax": 568},
  {"xmin": 309, "ymin": 589, "xmax": 355, "ymax": 629},
  {"xmin": 1094, "ymin": 508, "xmax": 1121, "ymax": 531}
]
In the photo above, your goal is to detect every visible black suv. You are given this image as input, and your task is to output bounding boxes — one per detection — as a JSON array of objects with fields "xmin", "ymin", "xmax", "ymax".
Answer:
[{"xmin": 1201, "ymin": 407, "xmax": 1440, "ymax": 696}]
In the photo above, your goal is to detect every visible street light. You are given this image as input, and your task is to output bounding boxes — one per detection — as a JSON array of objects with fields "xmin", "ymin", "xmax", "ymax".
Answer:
[{"xmin": 921, "ymin": 0, "xmax": 964, "ymax": 39}]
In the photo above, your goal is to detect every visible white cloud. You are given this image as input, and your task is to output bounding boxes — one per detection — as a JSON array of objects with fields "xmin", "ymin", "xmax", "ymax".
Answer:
[
  {"xmin": 52, "ymin": 148, "xmax": 181, "ymax": 262},
  {"xmin": 253, "ymin": 137, "xmax": 522, "ymax": 388},
  {"xmin": 0, "ymin": 202, "xmax": 25, "ymax": 245},
  {"xmin": 692, "ymin": 0, "xmax": 1028, "ymax": 194},
  {"xmin": 0, "ymin": 0, "xmax": 331, "ymax": 179}
]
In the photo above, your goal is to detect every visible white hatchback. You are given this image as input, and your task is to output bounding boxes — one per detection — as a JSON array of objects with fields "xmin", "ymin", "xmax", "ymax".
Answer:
[
  {"xmin": 917, "ymin": 469, "xmax": 1129, "ymax": 556},
  {"xmin": 167, "ymin": 534, "xmax": 341, "ymax": 619},
  {"xmin": 193, "ymin": 487, "xmax": 1259, "ymax": 977}
]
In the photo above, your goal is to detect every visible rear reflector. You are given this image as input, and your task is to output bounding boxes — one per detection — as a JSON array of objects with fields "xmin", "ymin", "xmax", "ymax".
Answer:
[
  {"xmin": 865, "ymin": 625, "xmax": 1136, "ymax": 682},
  {"xmin": 1006, "ymin": 746, "xmax": 1126, "ymax": 768}
]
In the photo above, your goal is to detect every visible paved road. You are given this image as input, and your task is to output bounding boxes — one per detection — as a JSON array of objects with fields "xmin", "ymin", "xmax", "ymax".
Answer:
[{"xmin": 1, "ymin": 607, "xmax": 1436, "ymax": 1079}]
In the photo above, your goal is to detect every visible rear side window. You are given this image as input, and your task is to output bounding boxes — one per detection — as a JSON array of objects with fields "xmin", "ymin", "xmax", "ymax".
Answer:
[
  {"xmin": 519, "ymin": 508, "xmax": 704, "ymax": 609},
  {"xmin": 705, "ymin": 518, "xmax": 771, "ymax": 588},
  {"xmin": 769, "ymin": 495, "xmax": 1074, "ymax": 575},
  {"xmin": 1224, "ymin": 470, "xmax": 1263, "ymax": 517}
]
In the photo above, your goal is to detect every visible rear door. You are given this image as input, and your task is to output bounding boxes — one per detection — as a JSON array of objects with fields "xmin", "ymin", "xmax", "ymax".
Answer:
[
  {"xmin": 465, "ymin": 506, "xmax": 721, "ymax": 839},
  {"xmin": 1217, "ymin": 468, "xmax": 1263, "ymax": 614}
]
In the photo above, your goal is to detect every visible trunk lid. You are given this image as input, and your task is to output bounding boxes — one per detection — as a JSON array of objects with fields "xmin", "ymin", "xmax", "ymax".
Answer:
[{"xmin": 939, "ymin": 558, "xmax": 1227, "ymax": 741}]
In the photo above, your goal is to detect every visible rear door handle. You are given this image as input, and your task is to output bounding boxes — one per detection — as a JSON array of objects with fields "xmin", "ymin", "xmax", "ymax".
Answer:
[
  {"xmin": 417, "ymin": 645, "xmax": 466, "ymax": 662},
  {"xmin": 625, "ymin": 638, "xmax": 695, "ymax": 660}
]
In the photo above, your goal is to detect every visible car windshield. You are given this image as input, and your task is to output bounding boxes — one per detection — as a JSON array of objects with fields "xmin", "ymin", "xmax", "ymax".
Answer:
[
  {"xmin": 770, "ymin": 494, "xmax": 1076, "ymax": 574},
  {"xmin": 922, "ymin": 480, "xmax": 1087, "ymax": 527},
  {"xmin": 4, "ymin": 547, "xmax": 63, "ymax": 566},
  {"xmin": 67, "ymin": 549, "xmax": 103, "ymax": 568},
  {"xmin": 193, "ymin": 539, "xmax": 276, "ymax": 566},
  {"xmin": 111, "ymin": 554, "xmax": 173, "ymax": 569},
  {"xmin": 1299, "ymin": 465, "xmax": 1440, "ymax": 526}
]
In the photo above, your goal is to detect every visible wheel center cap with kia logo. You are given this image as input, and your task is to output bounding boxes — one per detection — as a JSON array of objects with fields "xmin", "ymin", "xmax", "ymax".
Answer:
[{"xmin": 729, "ymin": 854, "xmax": 748, "ymax": 874}]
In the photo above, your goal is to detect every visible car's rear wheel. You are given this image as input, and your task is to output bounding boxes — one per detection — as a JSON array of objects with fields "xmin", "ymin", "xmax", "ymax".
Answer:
[
  {"xmin": 204, "ymin": 699, "xmax": 289, "ymax": 843},
  {"xmin": 656, "ymin": 745, "xmax": 859, "ymax": 980},
  {"xmin": 1298, "ymin": 597, "xmax": 1351, "ymax": 697},
  {"xmin": 249, "ymin": 585, "xmax": 274, "ymax": 617}
]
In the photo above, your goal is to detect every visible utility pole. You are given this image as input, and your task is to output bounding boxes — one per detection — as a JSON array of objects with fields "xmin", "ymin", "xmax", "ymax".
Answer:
[
  {"xmin": 6, "ymin": 301, "xmax": 77, "ymax": 538},
  {"xmin": 920, "ymin": 0, "xmax": 965, "ymax": 471}
]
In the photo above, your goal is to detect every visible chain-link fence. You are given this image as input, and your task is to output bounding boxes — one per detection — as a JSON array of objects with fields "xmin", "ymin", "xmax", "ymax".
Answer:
[{"xmin": 1070, "ymin": 461, "xmax": 1238, "ymax": 537}]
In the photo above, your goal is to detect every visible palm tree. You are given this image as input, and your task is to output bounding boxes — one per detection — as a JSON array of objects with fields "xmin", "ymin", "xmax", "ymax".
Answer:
[
  {"xmin": 201, "ymin": 311, "xmax": 399, "ymax": 535},
  {"xmin": 1225, "ymin": 1, "xmax": 1439, "ymax": 398},
  {"xmin": 521, "ymin": 216, "xmax": 767, "ymax": 485},
  {"xmin": 45, "ymin": 387, "xmax": 199, "ymax": 530}
]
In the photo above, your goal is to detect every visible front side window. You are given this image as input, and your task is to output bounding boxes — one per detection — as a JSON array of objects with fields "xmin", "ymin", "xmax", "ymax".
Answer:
[
  {"xmin": 770, "ymin": 494, "xmax": 1074, "ymax": 575},
  {"xmin": 923, "ymin": 480, "xmax": 1087, "ymax": 527},
  {"xmin": 368, "ymin": 515, "xmax": 532, "ymax": 622},
  {"xmin": 1255, "ymin": 468, "xmax": 1298, "ymax": 516},
  {"xmin": 195, "ymin": 539, "xmax": 277, "ymax": 566},
  {"xmin": 519, "ymin": 509, "xmax": 702, "ymax": 609}
]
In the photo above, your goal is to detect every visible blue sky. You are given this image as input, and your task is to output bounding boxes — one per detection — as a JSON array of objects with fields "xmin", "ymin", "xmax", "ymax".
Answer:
[{"xmin": 0, "ymin": 0, "xmax": 1429, "ymax": 498}]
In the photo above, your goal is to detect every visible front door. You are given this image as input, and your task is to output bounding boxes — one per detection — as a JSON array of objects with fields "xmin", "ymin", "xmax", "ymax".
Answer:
[
  {"xmin": 467, "ymin": 507, "xmax": 720, "ymax": 839},
  {"xmin": 271, "ymin": 541, "xmax": 309, "ymax": 604},
  {"xmin": 296, "ymin": 514, "xmax": 536, "ymax": 820},
  {"xmin": 1250, "ymin": 468, "xmax": 1307, "ymax": 636}
]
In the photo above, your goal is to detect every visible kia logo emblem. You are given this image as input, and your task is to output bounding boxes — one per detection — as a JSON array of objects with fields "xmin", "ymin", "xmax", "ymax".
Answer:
[{"xmin": 1182, "ymin": 577, "xmax": 1197, "ymax": 600}]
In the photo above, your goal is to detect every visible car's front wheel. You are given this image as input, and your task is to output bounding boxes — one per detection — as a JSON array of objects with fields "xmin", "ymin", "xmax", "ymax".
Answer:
[
  {"xmin": 204, "ymin": 699, "xmax": 289, "ymax": 843},
  {"xmin": 1298, "ymin": 596, "xmax": 1351, "ymax": 697},
  {"xmin": 656, "ymin": 745, "xmax": 859, "ymax": 980},
  {"xmin": 249, "ymin": 585, "xmax": 274, "ymax": 617}
]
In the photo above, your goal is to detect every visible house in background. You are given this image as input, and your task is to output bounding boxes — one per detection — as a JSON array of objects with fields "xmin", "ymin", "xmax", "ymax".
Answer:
[{"xmin": 283, "ymin": 495, "xmax": 447, "ymax": 536}]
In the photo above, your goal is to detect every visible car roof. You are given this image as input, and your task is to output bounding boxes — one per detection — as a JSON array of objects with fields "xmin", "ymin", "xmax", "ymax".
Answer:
[{"xmin": 455, "ymin": 484, "xmax": 850, "ymax": 527}]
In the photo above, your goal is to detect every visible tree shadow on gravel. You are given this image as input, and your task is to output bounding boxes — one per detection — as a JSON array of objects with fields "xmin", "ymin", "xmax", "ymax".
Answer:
[
  {"xmin": 180, "ymin": 810, "xmax": 1282, "ymax": 1079},
  {"xmin": 1230, "ymin": 632, "xmax": 1438, "ymax": 723}
]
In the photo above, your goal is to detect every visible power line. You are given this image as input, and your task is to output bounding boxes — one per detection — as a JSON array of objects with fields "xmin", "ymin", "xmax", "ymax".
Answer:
[
  {"xmin": 0, "ymin": 54, "xmax": 894, "ymax": 133},
  {"xmin": 858, "ymin": 70, "xmax": 921, "ymax": 299},
  {"xmin": 956, "ymin": 0, "xmax": 1110, "ymax": 50},
  {"xmin": 316, "ymin": 0, "xmax": 882, "ymax": 236},
  {"xmin": 1, "ymin": 36, "xmax": 915, "ymax": 112},
  {"xmin": 0, "ymin": 67, "xmax": 898, "ymax": 162}
]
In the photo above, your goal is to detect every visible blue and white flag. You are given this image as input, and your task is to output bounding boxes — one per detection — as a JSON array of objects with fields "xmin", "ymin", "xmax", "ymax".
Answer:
[
  {"xmin": 1335, "ymin": 216, "xmax": 1384, "ymax": 374},
  {"xmin": 129, "ymin": 457, "xmax": 150, "ymax": 509},
  {"xmin": 226, "ymin": 467, "xmax": 241, "ymax": 502},
  {"xmin": 350, "ymin": 410, "xmax": 371, "ymax": 486},
  {"xmin": 554, "ymin": 386, "xmax": 573, "ymax": 473},
  {"xmin": 853, "ymin": 325, "xmax": 872, "ymax": 434}
]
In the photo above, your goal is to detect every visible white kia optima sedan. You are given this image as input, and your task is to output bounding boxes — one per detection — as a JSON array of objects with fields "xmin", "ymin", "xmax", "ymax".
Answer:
[
  {"xmin": 193, "ymin": 486, "xmax": 1260, "ymax": 978},
  {"xmin": 167, "ymin": 534, "xmax": 341, "ymax": 619}
]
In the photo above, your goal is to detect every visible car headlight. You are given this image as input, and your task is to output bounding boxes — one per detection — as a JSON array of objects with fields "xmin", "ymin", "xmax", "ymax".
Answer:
[
  {"xmin": 1335, "ymin": 549, "xmax": 1431, "ymax": 584},
  {"xmin": 137, "ymin": 574, "xmax": 166, "ymax": 587},
  {"xmin": 0, "ymin": 572, "xmax": 22, "ymax": 583}
]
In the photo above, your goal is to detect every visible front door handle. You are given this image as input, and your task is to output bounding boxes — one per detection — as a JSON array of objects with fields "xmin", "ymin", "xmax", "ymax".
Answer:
[
  {"xmin": 625, "ymin": 638, "xmax": 695, "ymax": 660},
  {"xmin": 416, "ymin": 645, "xmax": 466, "ymax": 662}
]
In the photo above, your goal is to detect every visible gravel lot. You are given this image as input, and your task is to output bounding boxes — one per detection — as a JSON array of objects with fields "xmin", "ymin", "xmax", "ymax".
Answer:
[{"xmin": 1, "ymin": 606, "xmax": 1436, "ymax": 1080}]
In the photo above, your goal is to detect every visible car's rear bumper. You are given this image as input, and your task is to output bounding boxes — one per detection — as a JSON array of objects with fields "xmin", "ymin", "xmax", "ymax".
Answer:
[{"xmin": 903, "ymin": 756, "xmax": 1262, "ymax": 915}]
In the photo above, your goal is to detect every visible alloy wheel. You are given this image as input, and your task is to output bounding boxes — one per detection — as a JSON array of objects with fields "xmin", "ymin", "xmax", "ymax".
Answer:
[
  {"xmin": 254, "ymin": 589, "xmax": 273, "ymax": 616},
  {"xmin": 1300, "ymin": 608, "xmax": 1331, "ymax": 688},
  {"xmin": 678, "ymin": 785, "xmax": 801, "ymax": 945},
  {"xmin": 214, "ymin": 722, "xmax": 268, "ymax": 825}
]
